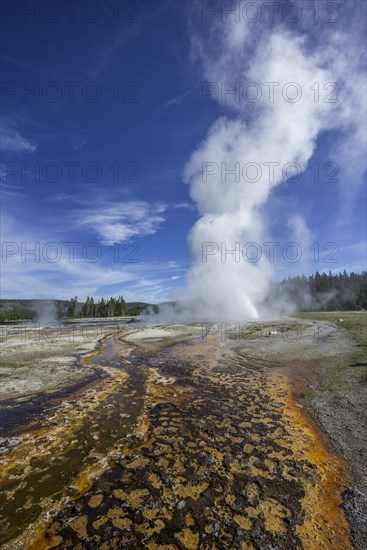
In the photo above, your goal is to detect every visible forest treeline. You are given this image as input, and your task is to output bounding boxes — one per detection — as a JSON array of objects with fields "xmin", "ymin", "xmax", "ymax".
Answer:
[
  {"xmin": 0, "ymin": 271, "xmax": 366, "ymax": 322},
  {"xmin": 67, "ymin": 271, "xmax": 367, "ymax": 317},
  {"xmin": 0, "ymin": 308, "xmax": 37, "ymax": 323},
  {"xmin": 0, "ymin": 297, "xmax": 153, "ymax": 322},
  {"xmin": 65, "ymin": 295, "xmax": 158, "ymax": 318},
  {"xmin": 269, "ymin": 270, "xmax": 367, "ymax": 311}
]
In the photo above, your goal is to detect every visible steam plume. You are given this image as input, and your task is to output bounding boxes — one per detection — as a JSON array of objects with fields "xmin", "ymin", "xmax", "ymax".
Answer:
[
  {"xmin": 175, "ymin": 3, "xmax": 366, "ymax": 320},
  {"xmin": 34, "ymin": 300, "xmax": 58, "ymax": 327}
]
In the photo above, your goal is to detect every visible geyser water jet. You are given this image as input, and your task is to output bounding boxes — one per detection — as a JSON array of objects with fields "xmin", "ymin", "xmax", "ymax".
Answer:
[{"xmin": 174, "ymin": 6, "xmax": 365, "ymax": 321}]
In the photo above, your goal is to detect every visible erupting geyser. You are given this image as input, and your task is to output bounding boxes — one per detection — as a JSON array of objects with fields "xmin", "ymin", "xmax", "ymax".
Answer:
[{"xmin": 175, "ymin": 9, "xmax": 365, "ymax": 320}]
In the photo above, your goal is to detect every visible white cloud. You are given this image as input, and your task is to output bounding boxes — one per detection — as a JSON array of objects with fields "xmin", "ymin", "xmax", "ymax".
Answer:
[
  {"xmin": 71, "ymin": 135, "xmax": 87, "ymax": 151},
  {"xmin": 0, "ymin": 120, "xmax": 37, "ymax": 153},
  {"xmin": 73, "ymin": 200, "xmax": 167, "ymax": 245},
  {"xmin": 1, "ymin": 210, "xmax": 181, "ymax": 301},
  {"xmin": 172, "ymin": 202, "xmax": 195, "ymax": 210},
  {"xmin": 287, "ymin": 214, "xmax": 313, "ymax": 250}
]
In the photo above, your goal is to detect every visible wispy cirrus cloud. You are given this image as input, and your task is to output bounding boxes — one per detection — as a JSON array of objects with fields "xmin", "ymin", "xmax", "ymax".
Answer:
[
  {"xmin": 0, "ymin": 119, "xmax": 38, "ymax": 153},
  {"xmin": 1, "ymin": 211, "xmax": 181, "ymax": 301},
  {"xmin": 163, "ymin": 86, "xmax": 197, "ymax": 109},
  {"xmin": 73, "ymin": 200, "xmax": 167, "ymax": 244},
  {"xmin": 172, "ymin": 202, "xmax": 195, "ymax": 210},
  {"xmin": 70, "ymin": 135, "xmax": 87, "ymax": 151}
]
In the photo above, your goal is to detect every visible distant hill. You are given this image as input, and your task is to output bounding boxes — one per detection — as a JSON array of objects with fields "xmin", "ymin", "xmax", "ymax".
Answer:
[
  {"xmin": 0, "ymin": 299, "xmax": 67, "ymax": 311},
  {"xmin": 125, "ymin": 302, "xmax": 155, "ymax": 309}
]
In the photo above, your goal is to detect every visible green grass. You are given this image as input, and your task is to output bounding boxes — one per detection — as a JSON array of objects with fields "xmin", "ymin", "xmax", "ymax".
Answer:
[
  {"xmin": 292, "ymin": 311, "xmax": 367, "ymax": 392},
  {"xmin": 291, "ymin": 311, "xmax": 366, "ymax": 345},
  {"xmin": 301, "ymin": 388, "xmax": 317, "ymax": 400}
]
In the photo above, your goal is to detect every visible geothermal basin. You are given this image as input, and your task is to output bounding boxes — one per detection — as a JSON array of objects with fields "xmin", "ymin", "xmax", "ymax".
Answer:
[{"xmin": 0, "ymin": 315, "xmax": 366, "ymax": 549}]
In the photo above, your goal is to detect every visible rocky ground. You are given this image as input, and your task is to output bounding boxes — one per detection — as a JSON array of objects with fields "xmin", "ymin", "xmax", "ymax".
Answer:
[
  {"xmin": 0, "ymin": 323, "xmax": 107, "ymax": 401},
  {"xmin": 0, "ymin": 315, "xmax": 365, "ymax": 549},
  {"xmin": 290, "ymin": 312, "xmax": 367, "ymax": 549}
]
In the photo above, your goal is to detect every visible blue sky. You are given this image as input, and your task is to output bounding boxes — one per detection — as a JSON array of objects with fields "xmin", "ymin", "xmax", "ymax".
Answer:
[{"xmin": 1, "ymin": 0, "xmax": 366, "ymax": 303}]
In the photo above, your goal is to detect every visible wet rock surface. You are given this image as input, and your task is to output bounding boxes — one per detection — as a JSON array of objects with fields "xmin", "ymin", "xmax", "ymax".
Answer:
[
  {"xmin": 0, "ymin": 336, "xmax": 147, "ymax": 546},
  {"xmin": 24, "ymin": 336, "xmax": 351, "ymax": 550}
]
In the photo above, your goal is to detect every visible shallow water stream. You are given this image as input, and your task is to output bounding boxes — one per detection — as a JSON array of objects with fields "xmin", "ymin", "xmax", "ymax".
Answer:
[{"xmin": 0, "ymin": 337, "xmax": 147, "ymax": 545}]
